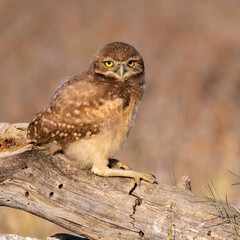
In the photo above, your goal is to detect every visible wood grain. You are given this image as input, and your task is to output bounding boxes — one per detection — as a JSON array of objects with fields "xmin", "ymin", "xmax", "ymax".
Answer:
[{"xmin": 0, "ymin": 123, "xmax": 239, "ymax": 239}]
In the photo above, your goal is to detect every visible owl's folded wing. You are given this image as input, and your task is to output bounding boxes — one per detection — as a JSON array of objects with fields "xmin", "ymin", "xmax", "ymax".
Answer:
[{"xmin": 27, "ymin": 78, "xmax": 124, "ymax": 145}]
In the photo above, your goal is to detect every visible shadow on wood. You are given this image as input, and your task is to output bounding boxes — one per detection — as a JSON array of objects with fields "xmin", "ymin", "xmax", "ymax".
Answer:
[{"xmin": 0, "ymin": 123, "xmax": 239, "ymax": 239}]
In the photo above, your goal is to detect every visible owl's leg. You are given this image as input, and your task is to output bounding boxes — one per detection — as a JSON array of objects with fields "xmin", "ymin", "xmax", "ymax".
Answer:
[
  {"xmin": 108, "ymin": 158, "xmax": 131, "ymax": 170},
  {"xmin": 91, "ymin": 163, "xmax": 157, "ymax": 184}
]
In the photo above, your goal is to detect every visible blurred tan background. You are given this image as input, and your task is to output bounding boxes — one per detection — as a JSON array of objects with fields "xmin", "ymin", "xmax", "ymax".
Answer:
[{"xmin": 0, "ymin": 0, "xmax": 240, "ymax": 238}]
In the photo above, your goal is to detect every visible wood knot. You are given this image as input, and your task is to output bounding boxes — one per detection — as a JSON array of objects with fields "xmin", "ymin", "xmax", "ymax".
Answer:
[{"xmin": 176, "ymin": 176, "xmax": 191, "ymax": 191}]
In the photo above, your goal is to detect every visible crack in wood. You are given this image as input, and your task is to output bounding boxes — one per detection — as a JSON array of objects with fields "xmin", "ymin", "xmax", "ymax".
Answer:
[{"xmin": 129, "ymin": 182, "xmax": 145, "ymax": 239}]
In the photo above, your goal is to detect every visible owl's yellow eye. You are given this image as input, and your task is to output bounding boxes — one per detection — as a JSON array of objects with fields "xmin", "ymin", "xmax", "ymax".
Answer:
[
  {"xmin": 127, "ymin": 60, "xmax": 135, "ymax": 67},
  {"xmin": 104, "ymin": 61, "xmax": 114, "ymax": 68}
]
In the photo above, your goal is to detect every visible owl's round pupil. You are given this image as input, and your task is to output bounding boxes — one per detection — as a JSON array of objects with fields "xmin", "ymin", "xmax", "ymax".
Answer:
[
  {"xmin": 105, "ymin": 61, "xmax": 113, "ymax": 67},
  {"xmin": 128, "ymin": 60, "xmax": 134, "ymax": 67}
]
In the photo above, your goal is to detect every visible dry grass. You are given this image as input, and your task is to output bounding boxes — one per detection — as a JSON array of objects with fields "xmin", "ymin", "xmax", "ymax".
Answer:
[
  {"xmin": 0, "ymin": 0, "xmax": 240, "ymax": 238},
  {"xmin": 206, "ymin": 180, "xmax": 240, "ymax": 239}
]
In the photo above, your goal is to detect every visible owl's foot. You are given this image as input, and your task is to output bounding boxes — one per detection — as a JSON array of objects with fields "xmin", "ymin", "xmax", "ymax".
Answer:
[
  {"xmin": 91, "ymin": 165, "xmax": 157, "ymax": 184},
  {"xmin": 133, "ymin": 172, "xmax": 157, "ymax": 184},
  {"xmin": 108, "ymin": 158, "xmax": 131, "ymax": 170}
]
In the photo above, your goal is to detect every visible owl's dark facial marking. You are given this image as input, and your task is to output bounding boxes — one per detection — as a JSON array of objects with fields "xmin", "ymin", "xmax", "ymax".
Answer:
[{"xmin": 91, "ymin": 42, "xmax": 144, "ymax": 81}]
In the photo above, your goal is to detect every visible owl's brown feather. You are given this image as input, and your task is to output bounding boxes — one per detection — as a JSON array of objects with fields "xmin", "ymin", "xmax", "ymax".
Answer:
[
  {"xmin": 27, "ymin": 42, "xmax": 157, "ymax": 184},
  {"xmin": 27, "ymin": 74, "xmax": 131, "ymax": 145}
]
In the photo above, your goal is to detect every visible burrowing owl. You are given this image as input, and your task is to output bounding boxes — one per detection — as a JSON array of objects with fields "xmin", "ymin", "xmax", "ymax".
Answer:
[{"xmin": 27, "ymin": 42, "xmax": 157, "ymax": 184}]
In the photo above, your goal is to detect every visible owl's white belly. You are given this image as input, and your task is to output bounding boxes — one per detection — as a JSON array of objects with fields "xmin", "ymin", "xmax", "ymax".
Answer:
[{"xmin": 63, "ymin": 99, "xmax": 137, "ymax": 168}]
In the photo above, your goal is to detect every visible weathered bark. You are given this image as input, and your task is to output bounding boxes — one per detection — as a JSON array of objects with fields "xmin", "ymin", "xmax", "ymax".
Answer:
[{"xmin": 0, "ymin": 123, "xmax": 239, "ymax": 240}]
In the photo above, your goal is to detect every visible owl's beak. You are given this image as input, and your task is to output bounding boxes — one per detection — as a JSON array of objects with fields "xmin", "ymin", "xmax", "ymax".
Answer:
[{"xmin": 117, "ymin": 64, "xmax": 125, "ymax": 77}]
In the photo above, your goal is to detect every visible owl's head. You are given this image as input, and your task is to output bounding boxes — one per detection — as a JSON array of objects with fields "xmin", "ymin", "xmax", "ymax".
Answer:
[{"xmin": 91, "ymin": 42, "xmax": 145, "ymax": 82}]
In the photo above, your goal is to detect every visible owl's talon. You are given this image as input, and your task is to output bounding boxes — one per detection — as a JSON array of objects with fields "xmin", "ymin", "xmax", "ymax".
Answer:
[
  {"xmin": 138, "ymin": 173, "xmax": 158, "ymax": 184},
  {"xmin": 120, "ymin": 164, "xmax": 131, "ymax": 170},
  {"xmin": 134, "ymin": 177, "xmax": 141, "ymax": 185}
]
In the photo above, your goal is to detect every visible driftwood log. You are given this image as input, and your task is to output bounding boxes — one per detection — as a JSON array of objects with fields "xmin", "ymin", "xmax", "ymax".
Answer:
[{"xmin": 0, "ymin": 123, "xmax": 239, "ymax": 240}]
